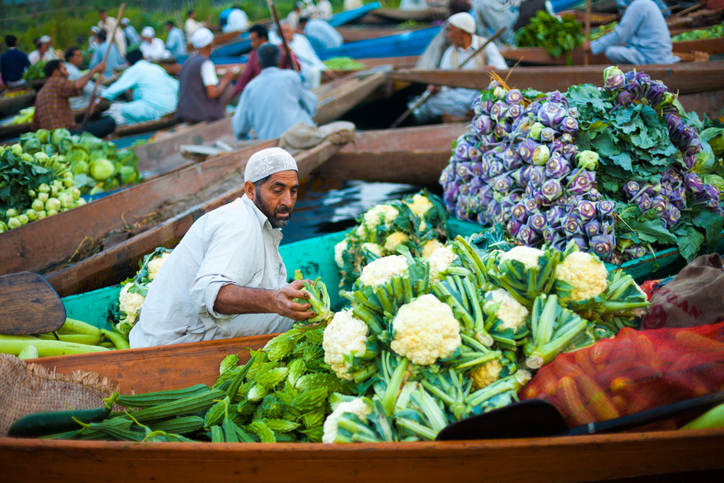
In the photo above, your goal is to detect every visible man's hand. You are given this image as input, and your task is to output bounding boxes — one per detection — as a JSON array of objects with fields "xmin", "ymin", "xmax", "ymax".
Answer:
[
  {"xmin": 93, "ymin": 62, "xmax": 107, "ymax": 75},
  {"xmin": 427, "ymin": 84, "xmax": 441, "ymax": 94},
  {"xmin": 273, "ymin": 279, "xmax": 315, "ymax": 321}
]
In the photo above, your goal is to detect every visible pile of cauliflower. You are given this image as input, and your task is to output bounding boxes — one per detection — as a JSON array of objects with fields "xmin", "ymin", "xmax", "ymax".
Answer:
[{"xmin": 117, "ymin": 247, "xmax": 172, "ymax": 336}]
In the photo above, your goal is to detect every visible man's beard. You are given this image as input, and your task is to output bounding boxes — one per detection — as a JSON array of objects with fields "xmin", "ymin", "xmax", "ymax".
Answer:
[{"xmin": 253, "ymin": 191, "xmax": 292, "ymax": 228}]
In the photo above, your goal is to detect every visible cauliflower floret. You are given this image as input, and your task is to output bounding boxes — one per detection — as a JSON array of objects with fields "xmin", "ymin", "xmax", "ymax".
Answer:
[
  {"xmin": 322, "ymin": 398, "xmax": 372, "ymax": 443},
  {"xmin": 119, "ymin": 283, "xmax": 145, "ymax": 325},
  {"xmin": 390, "ymin": 294, "xmax": 461, "ymax": 365},
  {"xmin": 422, "ymin": 239, "xmax": 444, "ymax": 259},
  {"xmin": 323, "ymin": 310, "xmax": 369, "ymax": 381},
  {"xmin": 500, "ymin": 246, "xmax": 544, "ymax": 269},
  {"xmin": 555, "ymin": 251, "xmax": 608, "ymax": 302},
  {"xmin": 334, "ymin": 239, "xmax": 348, "ymax": 268},
  {"xmin": 359, "ymin": 255, "xmax": 408, "ymax": 288},
  {"xmin": 384, "ymin": 232, "xmax": 409, "ymax": 253},
  {"xmin": 428, "ymin": 245, "xmax": 457, "ymax": 280},
  {"xmin": 361, "ymin": 242, "xmax": 383, "ymax": 258},
  {"xmin": 420, "ymin": 219, "xmax": 428, "ymax": 231},
  {"xmin": 485, "ymin": 289, "xmax": 529, "ymax": 331},
  {"xmin": 405, "ymin": 194, "xmax": 434, "ymax": 218},
  {"xmin": 470, "ymin": 359, "xmax": 503, "ymax": 390},
  {"xmin": 147, "ymin": 252, "xmax": 171, "ymax": 281},
  {"xmin": 355, "ymin": 225, "xmax": 366, "ymax": 237},
  {"xmin": 363, "ymin": 204, "xmax": 399, "ymax": 229}
]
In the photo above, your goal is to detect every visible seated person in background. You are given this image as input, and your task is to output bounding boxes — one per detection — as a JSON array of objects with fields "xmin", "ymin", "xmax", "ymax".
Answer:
[
  {"xmin": 232, "ymin": 44, "xmax": 317, "ymax": 140},
  {"xmin": 28, "ymin": 36, "xmax": 60, "ymax": 65},
  {"xmin": 413, "ymin": 12, "xmax": 508, "ymax": 123},
  {"xmin": 122, "ymin": 18, "xmax": 141, "ymax": 48},
  {"xmin": 344, "ymin": 0, "xmax": 363, "ymax": 10},
  {"xmin": 315, "ymin": 0, "xmax": 334, "ymax": 18},
  {"xmin": 287, "ymin": 2, "xmax": 304, "ymax": 29},
  {"xmin": 298, "ymin": 17, "xmax": 343, "ymax": 52},
  {"xmin": 280, "ymin": 20, "xmax": 326, "ymax": 90},
  {"xmin": 0, "ymin": 35, "xmax": 31, "ymax": 88},
  {"xmin": 177, "ymin": 28, "xmax": 236, "ymax": 123},
  {"xmin": 185, "ymin": 10, "xmax": 205, "ymax": 38},
  {"xmin": 99, "ymin": 49, "xmax": 179, "ymax": 126},
  {"xmin": 33, "ymin": 60, "xmax": 116, "ymax": 137},
  {"xmin": 232, "ymin": 24, "xmax": 298, "ymax": 98},
  {"xmin": 223, "ymin": 5, "xmax": 249, "ymax": 32},
  {"xmin": 90, "ymin": 30, "xmax": 127, "ymax": 78},
  {"xmin": 65, "ymin": 46, "xmax": 107, "ymax": 111},
  {"xmin": 89, "ymin": 26, "xmax": 101, "ymax": 52},
  {"xmin": 165, "ymin": 20, "xmax": 188, "ymax": 58},
  {"xmin": 140, "ymin": 27, "xmax": 172, "ymax": 61},
  {"xmin": 584, "ymin": 0, "xmax": 678, "ymax": 65}
]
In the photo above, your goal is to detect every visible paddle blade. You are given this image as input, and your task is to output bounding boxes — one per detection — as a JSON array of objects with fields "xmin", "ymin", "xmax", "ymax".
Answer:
[
  {"xmin": 0, "ymin": 272, "xmax": 66, "ymax": 335},
  {"xmin": 436, "ymin": 399, "xmax": 569, "ymax": 441}
]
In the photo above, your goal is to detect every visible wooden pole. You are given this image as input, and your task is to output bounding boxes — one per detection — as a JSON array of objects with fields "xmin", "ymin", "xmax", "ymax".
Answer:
[
  {"xmin": 264, "ymin": 0, "xmax": 300, "ymax": 73},
  {"xmin": 80, "ymin": 3, "xmax": 125, "ymax": 133},
  {"xmin": 584, "ymin": 0, "xmax": 591, "ymax": 66}
]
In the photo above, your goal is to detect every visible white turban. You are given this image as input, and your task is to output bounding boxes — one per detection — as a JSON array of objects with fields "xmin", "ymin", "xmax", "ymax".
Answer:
[
  {"xmin": 244, "ymin": 148, "xmax": 298, "ymax": 183},
  {"xmin": 91, "ymin": 26, "xmax": 99, "ymax": 33},
  {"xmin": 192, "ymin": 27, "xmax": 214, "ymax": 49},
  {"xmin": 121, "ymin": 17, "xmax": 130, "ymax": 25},
  {"xmin": 39, "ymin": 35, "xmax": 52, "ymax": 44},
  {"xmin": 141, "ymin": 27, "xmax": 155, "ymax": 38},
  {"xmin": 448, "ymin": 12, "xmax": 476, "ymax": 35}
]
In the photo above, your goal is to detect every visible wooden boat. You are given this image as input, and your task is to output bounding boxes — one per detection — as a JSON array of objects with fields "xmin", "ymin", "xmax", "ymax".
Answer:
[
  {"xmin": 0, "ymin": 90, "xmax": 35, "ymax": 116},
  {"xmin": 185, "ymin": 30, "xmax": 242, "ymax": 52},
  {"xmin": 337, "ymin": 26, "xmax": 428, "ymax": 43},
  {"xmin": 366, "ymin": 7, "xmax": 447, "ymax": 23},
  {"xmin": 317, "ymin": 26, "xmax": 441, "ymax": 61},
  {"xmin": 109, "ymin": 113, "xmax": 181, "ymax": 139},
  {"xmin": 327, "ymin": 2, "xmax": 382, "ymax": 27},
  {"xmin": 389, "ymin": 61, "xmax": 724, "ymax": 95}
]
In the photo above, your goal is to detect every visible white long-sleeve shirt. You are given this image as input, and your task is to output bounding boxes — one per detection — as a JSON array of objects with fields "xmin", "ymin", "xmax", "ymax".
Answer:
[
  {"xmin": 130, "ymin": 195, "xmax": 293, "ymax": 348},
  {"xmin": 66, "ymin": 62, "xmax": 106, "ymax": 111},
  {"xmin": 185, "ymin": 18, "xmax": 204, "ymax": 38},
  {"xmin": 223, "ymin": 8, "xmax": 249, "ymax": 32},
  {"xmin": 140, "ymin": 38, "xmax": 171, "ymax": 61},
  {"xmin": 439, "ymin": 34, "xmax": 508, "ymax": 71}
]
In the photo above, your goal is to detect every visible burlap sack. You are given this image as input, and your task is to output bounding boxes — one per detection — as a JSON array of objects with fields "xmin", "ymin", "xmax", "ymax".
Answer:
[
  {"xmin": 0, "ymin": 354, "xmax": 120, "ymax": 437},
  {"xmin": 278, "ymin": 121, "xmax": 356, "ymax": 156},
  {"xmin": 641, "ymin": 253, "xmax": 724, "ymax": 329}
]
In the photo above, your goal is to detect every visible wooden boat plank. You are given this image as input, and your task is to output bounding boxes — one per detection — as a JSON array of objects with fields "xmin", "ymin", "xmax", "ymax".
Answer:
[
  {"xmin": 109, "ymin": 114, "xmax": 181, "ymax": 139},
  {"xmin": 672, "ymin": 35, "xmax": 724, "ymax": 55},
  {"xmin": 678, "ymin": 89, "xmax": 724, "ymax": 120},
  {"xmin": 372, "ymin": 7, "xmax": 446, "ymax": 23},
  {"xmin": 389, "ymin": 61, "xmax": 724, "ymax": 95},
  {"xmin": 44, "ymin": 140, "xmax": 346, "ymax": 296},
  {"xmin": 0, "ymin": 91, "xmax": 35, "ymax": 116},
  {"xmin": 338, "ymin": 26, "xmax": 427, "ymax": 43},
  {"xmin": 314, "ymin": 71, "xmax": 386, "ymax": 125}
]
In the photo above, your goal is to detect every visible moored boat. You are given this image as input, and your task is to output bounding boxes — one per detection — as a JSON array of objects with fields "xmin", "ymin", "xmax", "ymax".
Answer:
[
  {"xmin": 366, "ymin": 7, "xmax": 447, "ymax": 24},
  {"xmin": 0, "ymin": 91, "xmax": 36, "ymax": 116},
  {"xmin": 317, "ymin": 26, "xmax": 441, "ymax": 61}
]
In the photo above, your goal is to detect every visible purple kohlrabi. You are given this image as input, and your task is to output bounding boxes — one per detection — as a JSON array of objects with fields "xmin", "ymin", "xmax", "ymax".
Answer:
[
  {"xmin": 523, "ymin": 197, "xmax": 540, "ymax": 215},
  {"xmin": 472, "ymin": 115, "xmax": 495, "ymax": 136},
  {"xmin": 494, "ymin": 122, "xmax": 513, "ymax": 139},
  {"xmin": 567, "ymin": 107, "xmax": 579, "ymax": 119},
  {"xmin": 507, "ymin": 104, "xmax": 523, "ymax": 121},
  {"xmin": 622, "ymin": 180, "xmax": 640, "ymax": 199},
  {"xmin": 505, "ymin": 89, "xmax": 523, "ymax": 105},
  {"xmin": 637, "ymin": 193, "xmax": 653, "ymax": 212},
  {"xmin": 585, "ymin": 219, "xmax": 601, "ymax": 238},
  {"xmin": 546, "ymin": 91, "xmax": 569, "ymax": 108},
  {"xmin": 527, "ymin": 211, "xmax": 547, "ymax": 233},
  {"xmin": 541, "ymin": 178, "xmax": 564, "ymax": 204},
  {"xmin": 468, "ymin": 145, "xmax": 482, "ymax": 162},
  {"xmin": 512, "ymin": 203, "xmax": 528, "ymax": 222},
  {"xmin": 651, "ymin": 195, "xmax": 668, "ymax": 215},
  {"xmin": 507, "ymin": 219, "xmax": 522, "ymax": 236},
  {"xmin": 566, "ymin": 169, "xmax": 595, "ymax": 195},
  {"xmin": 576, "ymin": 200, "xmax": 597, "ymax": 221},
  {"xmin": 561, "ymin": 143, "xmax": 579, "ymax": 161},
  {"xmin": 546, "ymin": 206, "xmax": 567, "ymax": 228},
  {"xmin": 685, "ymin": 172, "xmax": 705, "ymax": 195},
  {"xmin": 529, "ymin": 166, "xmax": 546, "ymax": 187},
  {"xmin": 662, "ymin": 205, "xmax": 681, "ymax": 228},
  {"xmin": 502, "ymin": 148, "xmax": 522, "ymax": 170},
  {"xmin": 488, "ymin": 159, "xmax": 505, "ymax": 178},
  {"xmin": 456, "ymin": 162, "xmax": 473, "ymax": 180},
  {"xmin": 545, "ymin": 154, "xmax": 571, "ymax": 179},
  {"xmin": 538, "ymin": 102, "xmax": 567, "ymax": 129},
  {"xmin": 518, "ymin": 138, "xmax": 540, "ymax": 163},
  {"xmin": 587, "ymin": 188, "xmax": 603, "ymax": 202},
  {"xmin": 454, "ymin": 138, "xmax": 472, "ymax": 161},
  {"xmin": 560, "ymin": 117, "xmax": 579, "ymax": 135},
  {"xmin": 589, "ymin": 234, "xmax": 614, "ymax": 259},
  {"xmin": 540, "ymin": 127, "xmax": 557, "ymax": 143},
  {"xmin": 561, "ymin": 133, "xmax": 574, "ymax": 144},
  {"xmin": 490, "ymin": 101, "xmax": 509, "ymax": 123},
  {"xmin": 493, "ymin": 174, "xmax": 513, "ymax": 193},
  {"xmin": 517, "ymin": 224, "xmax": 541, "ymax": 246}
]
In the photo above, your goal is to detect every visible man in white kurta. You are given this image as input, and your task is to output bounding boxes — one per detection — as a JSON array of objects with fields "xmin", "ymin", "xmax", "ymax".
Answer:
[
  {"xmin": 414, "ymin": 12, "xmax": 508, "ymax": 122},
  {"xmin": 185, "ymin": 10, "xmax": 204, "ymax": 38},
  {"xmin": 315, "ymin": 0, "xmax": 333, "ymax": 18},
  {"xmin": 98, "ymin": 9, "xmax": 127, "ymax": 57},
  {"xmin": 130, "ymin": 148, "xmax": 314, "ymax": 348},
  {"xmin": 140, "ymin": 27, "xmax": 171, "ymax": 61},
  {"xmin": 223, "ymin": 7, "xmax": 249, "ymax": 32},
  {"xmin": 100, "ymin": 50, "xmax": 179, "ymax": 125},
  {"xmin": 280, "ymin": 21, "xmax": 327, "ymax": 89}
]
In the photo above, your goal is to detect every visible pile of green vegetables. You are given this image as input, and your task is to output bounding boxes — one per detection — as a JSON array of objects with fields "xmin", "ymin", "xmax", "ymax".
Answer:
[
  {"xmin": 22, "ymin": 61, "xmax": 47, "ymax": 82},
  {"xmin": 323, "ymin": 57, "xmax": 366, "ymax": 71},
  {"xmin": 0, "ymin": 128, "xmax": 141, "ymax": 232},
  {"xmin": 515, "ymin": 11, "xmax": 583, "ymax": 60},
  {"xmin": 12, "ymin": 107, "xmax": 34, "ymax": 125},
  {"xmin": 672, "ymin": 23, "xmax": 724, "ymax": 42}
]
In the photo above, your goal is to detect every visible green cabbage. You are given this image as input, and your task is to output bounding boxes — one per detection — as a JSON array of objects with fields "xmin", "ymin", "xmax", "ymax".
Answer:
[{"xmin": 90, "ymin": 159, "xmax": 115, "ymax": 181}]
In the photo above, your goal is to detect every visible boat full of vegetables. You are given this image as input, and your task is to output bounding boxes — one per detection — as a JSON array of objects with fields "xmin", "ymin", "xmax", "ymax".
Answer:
[{"xmin": 440, "ymin": 68, "xmax": 723, "ymax": 265}]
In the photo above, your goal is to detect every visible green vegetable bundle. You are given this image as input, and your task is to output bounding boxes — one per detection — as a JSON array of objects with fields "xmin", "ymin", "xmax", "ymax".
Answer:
[
  {"xmin": 514, "ymin": 11, "xmax": 583, "ymax": 60},
  {"xmin": 672, "ymin": 23, "xmax": 724, "ymax": 42},
  {"xmin": 22, "ymin": 61, "xmax": 47, "ymax": 82},
  {"xmin": 323, "ymin": 57, "xmax": 366, "ymax": 71}
]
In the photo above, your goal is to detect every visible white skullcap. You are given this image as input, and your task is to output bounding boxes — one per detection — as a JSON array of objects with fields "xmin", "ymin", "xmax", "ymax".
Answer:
[
  {"xmin": 244, "ymin": 148, "xmax": 298, "ymax": 183},
  {"xmin": 448, "ymin": 12, "xmax": 476, "ymax": 35},
  {"xmin": 192, "ymin": 27, "xmax": 214, "ymax": 49},
  {"xmin": 39, "ymin": 35, "xmax": 52, "ymax": 44},
  {"xmin": 121, "ymin": 17, "xmax": 130, "ymax": 25},
  {"xmin": 141, "ymin": 27, "xmax": 155, "ymax": 38},
  {"xmin": 91, "ymin": 26, "xmax": 99, "ymax": 33}
]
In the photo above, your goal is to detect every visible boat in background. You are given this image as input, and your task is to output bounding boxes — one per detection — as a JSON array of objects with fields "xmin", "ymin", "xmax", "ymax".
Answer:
[{"xmin": 317, "ymin": 26, "xmax": 440, "ymax": 60}]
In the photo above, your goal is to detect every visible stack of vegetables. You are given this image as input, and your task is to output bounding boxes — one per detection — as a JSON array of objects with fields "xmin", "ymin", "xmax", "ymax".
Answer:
[
  {"xmin": 0, "ymin": 128, "xmax": 141, "ymax": 232},
  {"xmin": 21, "ymin": 61, "xmax": 47, "ymax": 82},
  {"xmin": 323, "ymin": 57, "xmax": 366, "ymax": 71},
  {"xmin": 672, "ymin": 23, "xmax": 724, "ymax": 41},
  {"xmin": 514, "ymin": 11, "xmax": 583, "ymax": 59},
  {"xmin": 334, "ymin": 191, "xmax": 448, "ymax": 290},
  {"xmin": 12, "ymin": 107, "xmax": 34, "ymax": 125},
  {"xmin": 440, "ymin": 68, "xmax": 723, "ymax": 263}
]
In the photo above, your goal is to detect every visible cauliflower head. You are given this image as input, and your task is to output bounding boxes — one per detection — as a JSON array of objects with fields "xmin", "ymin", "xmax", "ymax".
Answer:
[
  {"xmin": 555, "ymin": 251, "xmax": 608, "ymax": 302},
  {"xmin": 384, "ymin": 232, "xmax": 409, "ymax": 253},
  {"xmin": 359, "ymin": 255, "xmax": 408, "ymax": 288},
  {"xmin": 147, "ymin": 252, "xmax": 171, "ymax": 281},
  {"xmin": 390, "ymin": 294, "xmax": 461, "ymax": 365},
  {"xmin": 119, "ymin": 283, "xmax": 146, "ymax": 323},
  {"xmin": 428, "ymin": 245, "xmax": 457, "ymax": 280},
  {"xmin": 485, "ymin": 289, "xmax": 529, "ymax": 331},
  {"xmin": 470, "ymin": 359, "xmax": 503, "ymax": 390},
  {"xmin": 363, "ymin": 204, "xmax": 399, "ymax": 229},
  {"xmin": 323, "ymin": 310, "xmax": 369, "ymax": 381},
  {"xmin": 405, "ymin": 194, "xmax": 433, "ymax": 218},
  {"xmin": 361, "ymin": 242, "xmax": 383, "ymax": 258},
  {"xmin": 334, "ymin": 239, "xmax": 348, "ymax": 268},
  {"xmin": 500, "ymin": 246, "xmax": 544, "ymax": 269},
  {"xmin": 422, "ymin": 239, "xmax": 444, "ymax": 259},
  {"xmin": 322, "ymin": 398, "xmax": 372, "ymax": 443}
]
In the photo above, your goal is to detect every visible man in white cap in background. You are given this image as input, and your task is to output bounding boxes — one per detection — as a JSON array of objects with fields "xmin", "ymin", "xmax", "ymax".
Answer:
[
  {"xmin": 140, "ymin": 27, "xmax": 171, "ymax": 61},
  {"xmin": 121, "ymin": 18, "xmax": 141, "ymax": 48},
  {"xmin": 130, "ymin": 147, "xmax": 314, "ymax": 348},
  {"xmin": 223, "ymin": 5, "xmax": 249, "ymax": 33},
  {"xmin": 233, "ymin": 43, "xmax": 317, "ymax": 140},
  {"xmin": 89, "ymin": 27, "xmax": 101, "ymax": 52},
  {"xmin": 279, "ymin": 20, "xmax": 326, "ymax": 89},
  {"xmin": 28, "ymin": 36, "xmax": 60, "ymax": 65},
  {"xmin": 412, "ymin": 12, "xmax": 507, "ymax": 123},
  {"xmin": 98, "ymin": 8, "xmax": 127, "ymax": 57},
  {"xmin": 177, "ymin": 27, "xmax": 237, "ymax": 123}
]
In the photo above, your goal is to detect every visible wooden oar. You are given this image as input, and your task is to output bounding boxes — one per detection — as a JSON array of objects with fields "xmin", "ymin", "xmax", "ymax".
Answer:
[
  {"xmin": 81, "ymin": 3, "xmax": 125, "ymax": 133},
  {"xmin": 436, "ymin": 391, "xmax": 724, "ymax": 441},
  {"xmin": 389, "ymin": 28, "xmax": 505, "ymax": 129},
  {"xmin": 584, "ymin": 0, "xmax": 591, "ymax": 66},
  {"xmin": 265, "ymin": 0, "xmax": 301, "ymax": 73},
  {"xmin": 0, "ymin": 272, "xmax": 66, "ymax": 335}
]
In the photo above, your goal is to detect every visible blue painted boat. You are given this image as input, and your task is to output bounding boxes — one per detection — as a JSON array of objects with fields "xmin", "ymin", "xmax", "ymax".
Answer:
[
  {"xmin": 328, "ymin": 2, "xmax": 381, "ymax": 27},
  {"xmin": 176, "ymin": 54, "xmax": 249, "ymax": 65},
  {"xmin": 549, "ymin": 0, "xmax": 584, "ymax": 12},
  {"xmin": 210, "ymin": 37, "xmax": 252, "ymax": 59},
  {"xmin": 316, "ymin": 25, "xmax": 440, "ymax": 60}
]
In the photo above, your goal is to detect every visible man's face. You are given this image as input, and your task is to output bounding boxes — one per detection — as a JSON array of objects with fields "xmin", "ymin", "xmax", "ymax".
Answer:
[
  {"xmin": 248, "ymin": 171, "xmax": 299, "ymax": 229},
  {"xmin": 249, "ymin": 32, "xmax": 264, "ymax": 50},
  {"xmin": 446, "ymin": 24, "xmax": 468, "ymax": 48},
  {"xmin": 69, "ymin": 50, "xmax": 84, "ymax": 67},
  {"xmin": 165, "ymin": 24, "xmax": 172, "ymax": 32},
  {"xmin": 39, "ymin": 42, "xmax": 50, "ymax": 53},
  {"xmin": 57, "ymin": 63, "xmax": 70, "ymax": 79},
  {"xmin": 189, "ymin": 12, "xmax": 196, "ymax": 19},
  {"xmin": 281, "ymin": 24, "xmax": 294, "ymax": 43},
  {"xmin": 100, "ymin": 12, "xmax": 108, "ymax": 21}
]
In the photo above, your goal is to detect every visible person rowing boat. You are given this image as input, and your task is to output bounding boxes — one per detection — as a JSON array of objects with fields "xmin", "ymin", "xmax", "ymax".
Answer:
[{"xmin": 129, "ymin": 147, "xmax": 315, "ymax": 348}]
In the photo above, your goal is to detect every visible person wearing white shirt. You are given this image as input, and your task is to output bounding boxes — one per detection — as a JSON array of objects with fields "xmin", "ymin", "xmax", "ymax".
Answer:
[
  {"xmin": 121, "ymin": 18, "xmax": 141, "ymax": 47},
  {"xmin": 299, "ymin": 17, "xmax": 343, "ymax": 51},
  {"xmin": 400, "ymin": 0, "xmax": 429, "ymax": 10},
  {"xmin": 287, "ymin": 2, "xmax": 304, "ymax": 29},
  {"xmin": 223, "ymin": 6, "xmax": 249, "ymax": 32},
  {"xmin": 164, "ymin": 20, "xmax": 188, "ymax": 57},
  {"xmin": 64, "ymin": 46, "xmax": 107, "ymax": 111},
  {"xmin": 280, "ymin": 21, "xmax": 326, "ymax": 89},
  {"xmin": 344, "ymin": 0, "xmax": 363, "ymax": 10},
  {"xmin": 129, "ymin": 147, "xmax": 315, "ymax": 348},
  {"xmin": 413, "ymin": 13, "xmax": 507, "ymax": 123},
  {"xmin": 185, "ymin": 9, "xmax": 204, "ymax": 39},
  {"xmin": 98, "ymin": 9, "xmax": 127, "ymax": 57},
  {"xmin": 315, "ymin": 0, "xmax": 333, "ymax": 18},
  {"xmin": 28, "ymin": 36, "xmax": 60, "ymax": 65},
  {"xmin": 140, "ymin": 27, "xmax": 171, "ymax": 61}
]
